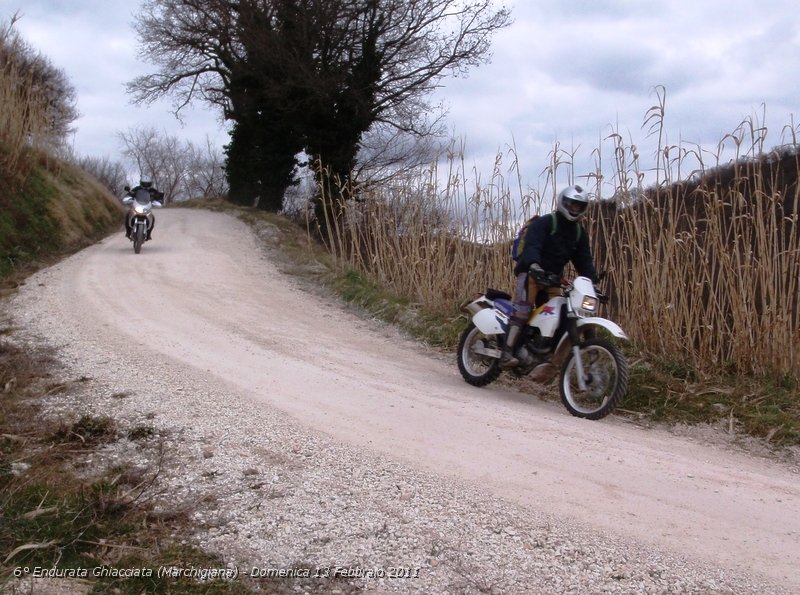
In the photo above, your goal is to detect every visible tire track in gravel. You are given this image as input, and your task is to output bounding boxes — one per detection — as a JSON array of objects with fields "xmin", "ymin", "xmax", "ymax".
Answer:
[{"xmin": 13, "ymin": 208, "xmax": 800, "ymax": 590}]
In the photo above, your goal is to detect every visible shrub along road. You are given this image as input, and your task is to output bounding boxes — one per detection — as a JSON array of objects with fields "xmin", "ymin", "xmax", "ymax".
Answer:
[{"xmin": 8, "ymin": 207, "xmax": 800, "ymax": 593}]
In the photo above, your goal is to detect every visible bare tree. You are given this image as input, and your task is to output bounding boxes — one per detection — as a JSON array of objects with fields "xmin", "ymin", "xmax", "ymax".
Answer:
[
  {"xmin": 127, "ymin": 0, "xmax": 511, "ymax": 210},
  {"xmin": 76, "ymin": 155, "xmax": 130, "ymax": 197},
  {"xmin": 117, "ymin": 126, "xmax": 227, "ymax": 202},
  {"xmin": 183, "ymin": 137, "xmax": 228, "ymax": 199},
  {"xmin": 118, "ymin": 127, "xmax": 190, "ymax": 204},
  {"xmin": 299, "ymin": 0, "xmax": 512, "ymax": 184},
  {"xmin": 354, "ymin": 120, "xmax": 444, "ymax": 183}
]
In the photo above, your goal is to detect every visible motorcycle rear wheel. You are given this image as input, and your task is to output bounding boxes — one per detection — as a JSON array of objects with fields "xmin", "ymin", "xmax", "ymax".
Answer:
[
  {"xmin": 457, "ymin": 322, "xmax": 502, "ymax": 387},
  {"xmin": 559, "ymin": 338, "xmax": 628, "ymax": 420},
  {"xmin": 133, "ymin": 225, "xmax": 145, "ymax": 254}
]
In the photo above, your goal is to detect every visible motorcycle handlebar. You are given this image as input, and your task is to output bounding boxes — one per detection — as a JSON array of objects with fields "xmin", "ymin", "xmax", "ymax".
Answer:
[{"xmin": 533, "ymin": 271, "xmax": 562, "ymax": 287}]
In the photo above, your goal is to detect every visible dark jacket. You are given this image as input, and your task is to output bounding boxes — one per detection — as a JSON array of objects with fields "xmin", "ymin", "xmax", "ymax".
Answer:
[{"xmin": 514, "ymin": 211, "xmax": 598, "ymax": 281}]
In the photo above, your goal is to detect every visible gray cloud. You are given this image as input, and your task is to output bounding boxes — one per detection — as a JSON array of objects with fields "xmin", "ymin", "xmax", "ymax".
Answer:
[{"xmin": 7, "ymin": 0, "xmax": 799, "ymax": 192}]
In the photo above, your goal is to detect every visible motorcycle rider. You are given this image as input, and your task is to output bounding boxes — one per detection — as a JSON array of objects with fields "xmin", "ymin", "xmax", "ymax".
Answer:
[
  {"xmin": 124, "ymin": 176, "xmax": 163, "ymax": 240},
  {"xmin": 499, "ymin": 184, "xmax": 599, "ymax": 369}
]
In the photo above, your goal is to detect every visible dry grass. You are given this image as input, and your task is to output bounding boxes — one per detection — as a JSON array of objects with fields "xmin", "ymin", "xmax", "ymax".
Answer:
[
  {"xmin": 0, "ymin": 19, "xmax": 51, "ymax": 186},
  {"xmin": 1, "ymin": 18, "xmax": 123, "ymax": 283},
  {"xmin": 592, "ymin": 101, "xmax": 800, "ymax": 379},
  {"xmin": 0, "ymin": 27, "xmax": 242, "ymax": 579},
  {"xmin": 0, "ymin": 335, "xmax": 256, "ymax": 593},
  {"xmin": 0, "ymin": 157, "xmax": 124, "ymax": 282},
  {"xmin": 312, "ymin": 145, "xmax": 549, "ymax": 314}
]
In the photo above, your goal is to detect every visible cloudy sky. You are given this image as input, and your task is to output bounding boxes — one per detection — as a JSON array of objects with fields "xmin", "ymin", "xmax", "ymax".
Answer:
[{"xmin": 7, "ymin": 0, "xmax": 800, "ymax": 194}]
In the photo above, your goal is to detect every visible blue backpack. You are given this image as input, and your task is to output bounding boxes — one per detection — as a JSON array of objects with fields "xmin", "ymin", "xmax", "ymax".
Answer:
[{"xmin": 511, "ymin": 212, "xmax": 581, "ymax": 262}]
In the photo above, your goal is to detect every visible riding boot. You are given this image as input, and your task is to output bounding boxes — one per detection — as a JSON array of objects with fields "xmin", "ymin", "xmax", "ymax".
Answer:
[{"xmin": 499, "ymin": 322, "xmax": 522, "ymax": 369}]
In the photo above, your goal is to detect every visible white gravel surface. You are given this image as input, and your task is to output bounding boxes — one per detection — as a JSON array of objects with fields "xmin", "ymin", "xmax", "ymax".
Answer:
[{"xmin": 4, "ymin": 208, "xmax": 799, "ymax": 594}]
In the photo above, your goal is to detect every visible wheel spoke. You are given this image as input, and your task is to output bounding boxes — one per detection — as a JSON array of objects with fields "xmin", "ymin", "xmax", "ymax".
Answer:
[
  {"xmin": 560, "ymin": 338, "xmax": 628, "ymax": 420},
  {"xmin": 457, "ymin": 323, "xmax": 501, "ymax": 387}
]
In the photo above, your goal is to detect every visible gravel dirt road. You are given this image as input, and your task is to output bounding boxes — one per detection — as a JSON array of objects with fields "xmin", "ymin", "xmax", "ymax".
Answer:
[{"xmin": 7, "ymin": 208, "xmax": 800, "ymax": 593}]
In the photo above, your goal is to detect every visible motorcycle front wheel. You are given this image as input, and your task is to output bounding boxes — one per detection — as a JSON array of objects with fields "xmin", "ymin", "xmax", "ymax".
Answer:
[
  {"xmin": 133, "ymin": 225, "xmax": 145, "ymax": 254},
  {"xmin": 560, "ymin": 338, "xmax": 628, "ymax": 420},
  {"xmin": 457, "ymin": 322, "xmax": 502, "ymax": 387}
]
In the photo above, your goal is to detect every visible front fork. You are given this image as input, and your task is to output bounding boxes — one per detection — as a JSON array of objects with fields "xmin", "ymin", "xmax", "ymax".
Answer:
[
  {"xmin": 128, "ymin": 213, "xmax": 153, "ymax": 232},
  {"xmin": 566, "ymin": 318, "xmax": 588, "ymax": 391}
]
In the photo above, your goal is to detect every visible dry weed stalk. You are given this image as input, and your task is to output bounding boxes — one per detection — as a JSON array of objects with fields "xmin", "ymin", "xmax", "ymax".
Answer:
[
  {"xmin": 0, "ymin": 17, "xmax": 50, "ymax": 183},
  {"xmin": 316, "ymin": 145, "xmax": 549, "ymax": 311},
  {"xmin": 592, "ymin": 105, "xmax": 800, "ymax": 378},
  {"xmin": 315, "ymin": 101, "xmax": 800, "ymax": 380}
]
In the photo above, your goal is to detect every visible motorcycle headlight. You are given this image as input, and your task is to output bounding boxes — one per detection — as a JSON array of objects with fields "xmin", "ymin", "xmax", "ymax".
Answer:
[
  {"xmin": 580, "ymin": 296, "xmax": 598, "ymax": 312},
  {"xmin": 134, "ymin": 205, "xmax": 147, "ymax": 214}
]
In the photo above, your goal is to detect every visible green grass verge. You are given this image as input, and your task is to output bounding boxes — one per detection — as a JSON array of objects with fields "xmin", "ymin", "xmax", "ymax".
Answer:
[
  {"xmin": 0, "ymin": 169, "xmax": 62, "ymax": 278},
  {"xmin": 624, "ymin": 354, "xmax": 800, "ymax": 446}
]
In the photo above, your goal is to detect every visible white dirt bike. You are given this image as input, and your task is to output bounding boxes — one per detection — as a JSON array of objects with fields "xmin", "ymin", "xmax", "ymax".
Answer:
[
  {"xmin": 457, "ymin": 273, "xmax": 629, "ymax": 420},
  {"xmin": 122, "ymin": 187, "xmax": 163, "ymax": 254}
]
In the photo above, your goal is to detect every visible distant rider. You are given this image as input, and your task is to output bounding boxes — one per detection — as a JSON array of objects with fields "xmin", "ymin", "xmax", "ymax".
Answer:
[
  {"xmin": 124, "ymin": 176, "xmax": 164, "ymax": 240},
  {"xmin": 500, "ymin": 184, "xmax": 600, "ymax": 369}
]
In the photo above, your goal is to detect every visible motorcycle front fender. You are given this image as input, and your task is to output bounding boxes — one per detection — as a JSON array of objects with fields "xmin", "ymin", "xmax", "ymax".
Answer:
[
  {"xmin": 576, "ymin": 317, "xmax": 628, "ymax": 340},
  {"xmin": 472, "ymin": 307, "xmax": 507, "ymax": 335},
  {"xmin": 551, "ymin": 317, "xmax": 628, "ymax": 368}
]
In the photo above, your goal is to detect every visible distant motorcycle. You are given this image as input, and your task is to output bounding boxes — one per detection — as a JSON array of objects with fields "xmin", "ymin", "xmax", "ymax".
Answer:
[
  {"xmin": 122, "ymin": 186, "xmax": 163, "ymax": 254},
  {"xmin": 457, "ymin": 273, "xmax": 629, "ymax": 420}
]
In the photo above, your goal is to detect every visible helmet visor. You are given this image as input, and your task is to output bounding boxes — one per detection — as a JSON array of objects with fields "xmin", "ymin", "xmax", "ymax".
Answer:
[{"xmin": 563, "ymin": 197, "xmax": 587, "ymax": 217}]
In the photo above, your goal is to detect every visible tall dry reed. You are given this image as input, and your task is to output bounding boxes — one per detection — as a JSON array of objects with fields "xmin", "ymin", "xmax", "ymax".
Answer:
[
  {"xmin": 314, "ymin": 143, "xmax": 550, "ymax": 312},
  {"xmin": 313, "ymin": 99, "xmax": 800, "ymax": 380},
  {"xmin": 592, "ymin": 121, "xmax": 800, "ymax": 378}
]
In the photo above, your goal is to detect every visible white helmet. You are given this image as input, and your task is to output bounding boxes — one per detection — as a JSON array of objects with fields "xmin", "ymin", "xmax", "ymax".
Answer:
[
  {"xmin": 557, "ymin": 185, "xmax": 589, "ymax": 222},
  {"xmin": 139, "ymin": 176, "xmax": 153, "ymax": 189}
]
